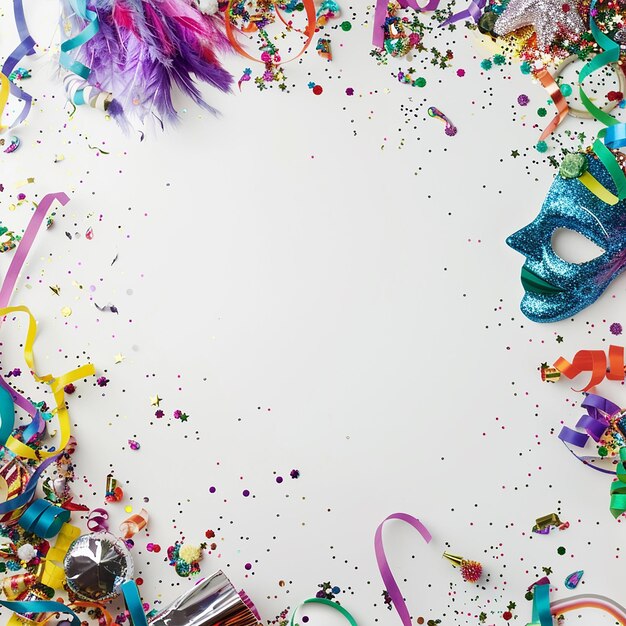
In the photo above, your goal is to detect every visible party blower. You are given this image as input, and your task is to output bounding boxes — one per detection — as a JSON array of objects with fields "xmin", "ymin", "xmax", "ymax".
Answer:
[{"xmin": 148, "ymin": 570, "xmax": 261, "ymax": 626}]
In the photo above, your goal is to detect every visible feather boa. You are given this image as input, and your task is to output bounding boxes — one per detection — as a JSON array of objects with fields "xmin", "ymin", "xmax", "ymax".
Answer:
[{"xmin": 60, "ymin": 0, "xmax": 233, "ymax": 127}]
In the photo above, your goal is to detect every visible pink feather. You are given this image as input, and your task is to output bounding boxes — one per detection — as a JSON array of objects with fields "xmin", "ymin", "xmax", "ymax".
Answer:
[
  {"xmin": 112, "ymin": 0, "xmax": 138, "ymax": 34},
  {"xmin": 143, "ymin": 2, "xmax": 175, "ymax": 57}
]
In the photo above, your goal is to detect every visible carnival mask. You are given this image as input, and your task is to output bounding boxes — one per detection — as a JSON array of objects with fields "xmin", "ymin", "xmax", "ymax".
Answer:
[{"xmin": 507, "ymin": 152, "xmax": 626, "ymax": 322}]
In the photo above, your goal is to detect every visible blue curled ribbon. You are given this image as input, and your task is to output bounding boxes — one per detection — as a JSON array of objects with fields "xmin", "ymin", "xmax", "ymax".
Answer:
[
  {"xmin": 19, "ymin": 499, "xmax": 70, "ymax": 538},
  {"xmin": 0, "ymin": 600, "xmax": 80, "ymax": 626},
  {"xmin": 122, "ymin": 580, "xmax": 149, "ymax": 626},
  {"xmin": 0, "ymin": 0, "xmax": 36, "ymax": 128},
  {"xmin": 59, "ymin": 0, "xmax": 100, "ymax": 80}
]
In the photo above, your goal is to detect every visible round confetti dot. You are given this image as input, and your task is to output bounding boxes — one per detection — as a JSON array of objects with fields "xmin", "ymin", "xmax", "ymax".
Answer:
[
  {"xmin": 598, "ymin": 446, "xmax": 608, "ymax": 457},
  {"xmin": 517, "ymin": 94, "xmax": 529, "ymax": 106},
  {"xmin": 276, "ymin": 476, "xmax": 283, "ymax": 483},
  {"xmin": 537, "ymin": 107, "xmax": 547, "ymax": 117},
  {"xmin": 302, "ymin": 618, "xmax": 309, "ymax": 624},
  {"xmin": 209, "ymin": 486, "xmax": 216, "ymax": 493},
  {"xmin": 456, "ymin": 69, "xmax": 465, "ymax": 77},
  {"xmin": 415, "ymin": 77, "xmax": 426, "ymax": 87},
  {"xmin": 503, "ymin": 612, "xmax": 513, "ymax": 621},
  {"xmin": 535, "ymin": 140, "xmax": 548, "ymax": 153},
  {"xmin": 243, "ymin": 489, "xmax": 250, "ymax": 497},
  {"xmin": 520, "ymin": 61, "xmax": 532, "ymax": 74},
  {"xmin": 557, "ymin": 546, "xmax": 566, "ymax": 555},
  {"xmin": 480, "ymin": 59, "xmax": 492, "ymax": 70},
  {"xmin": 152, "ymin": 544, "xmax": 161, "ymax": 553},
  {"xmin": 312, "ymin": 85, "xmax": 323, "ymax": 95},
  {"xmin": 245, "ymin": 563, "xmax": 252, "ymax": 570},
  {"xmin": 340, "ymin": 21, "xmax": 351, "ymax": 30},
  {"xmin": 560, "ymin": 83, "xmax": 572, "ymax": 97},
  {"xmin": 124, "ymin": 505, "xmax": 133, "ymax": 513},
  {"xmin": 418, "ymin": 619, "xmax": 425, "ymax": 625},
  {"xmin": 345, "ymin": 87, "xmax": 354, "ymax": 96},
  {"xmin": 493, "ymin": 54, "xmax": 505, "ymax": 65},
  {"xmin": 136, "ymin": 578, "xmax": 143, "ymax": 585}
]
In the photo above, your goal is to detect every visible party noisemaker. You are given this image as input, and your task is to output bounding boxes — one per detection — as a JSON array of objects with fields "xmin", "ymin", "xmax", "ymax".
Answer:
[{"xmin": 148, "ymin": 570, "xmax": 261, "ymax": 626}]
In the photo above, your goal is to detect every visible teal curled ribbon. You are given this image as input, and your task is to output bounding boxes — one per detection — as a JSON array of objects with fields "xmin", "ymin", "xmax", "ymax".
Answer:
[
  {"xmin": 290, "ymin": 598, "xmax": 358, "ymax": 626},
  {"xmin": 579, "ymin": 0, "xmax": 626, "ymax": 200},
  {"xmin": 0, "ymin": 600, "xmax": 80, "ymax": 626},
  {"xmin": 609, "ymin": 447, "xmax": 626, "ymax": 518},
  {"xmin": 529, "ymin": 579, "xmax": 552, "ymax": 626},
  {"xmin": 59, "ymin": 0, "xmax": 100, "ymax": 80},
  {"xmin": 19, "ymin": 498, "xmax": 70, "ymax": 538}
]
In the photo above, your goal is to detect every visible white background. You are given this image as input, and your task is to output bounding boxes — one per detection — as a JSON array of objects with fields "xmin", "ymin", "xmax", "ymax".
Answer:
[{"xmin": 2, "ymin": 2, "xmax": 626, "ymax": 625}]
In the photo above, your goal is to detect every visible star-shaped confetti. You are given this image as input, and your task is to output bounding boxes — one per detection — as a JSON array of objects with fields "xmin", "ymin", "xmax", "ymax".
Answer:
[
  {"xmin": 150, "ymin": 395, "xmax": 162, "ymax": 407},
  {"xmin": 494, "ymin": 0, "xmax": 584, "ymax": 50},
  {"xmin": 556, "ymin": 335, "xmax": 563, "ymax": 343},
  {"xmin": 511, "ymin": 150, "xmax": 520, "ymax": 158},
  {"xmin": 114, "ymin": 353, "xmax": 125, "ymax": 364}
]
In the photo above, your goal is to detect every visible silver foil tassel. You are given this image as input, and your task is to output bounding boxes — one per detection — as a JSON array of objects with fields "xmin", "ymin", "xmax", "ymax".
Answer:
[{"xmin": 148, "ymin": 570, "xmax": 260, "ymax": 626}]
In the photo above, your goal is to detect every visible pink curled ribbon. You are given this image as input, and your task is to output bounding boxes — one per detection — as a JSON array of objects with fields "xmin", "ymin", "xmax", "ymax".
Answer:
[{"xmin": 374, "ymin": 513, "xmax": 432, "ymax": 626}]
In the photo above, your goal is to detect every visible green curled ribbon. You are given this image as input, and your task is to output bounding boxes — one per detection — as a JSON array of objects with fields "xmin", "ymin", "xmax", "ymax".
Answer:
[
  {"xmin": 610, "ymin": 447, "xmax": 626, "ymax": 518},
  {"xmin": 291, "ymin": 598, "xmax": 358, "ymax": 626},
  {"xmin": 59, "ymin": 0, "xmax": 99, "ymax": 80},
  {"xmin": 579, "ymin": 0, "xmax": 626, "ymax": 201}
]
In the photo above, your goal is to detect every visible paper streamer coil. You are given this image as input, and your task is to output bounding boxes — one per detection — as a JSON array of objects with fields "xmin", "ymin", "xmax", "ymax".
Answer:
[{"xmin": 148, "ymin": 570, "xmax": 260, "ymax": 626}]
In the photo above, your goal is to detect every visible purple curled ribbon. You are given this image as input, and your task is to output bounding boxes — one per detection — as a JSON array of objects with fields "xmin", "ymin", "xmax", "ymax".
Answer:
[
  {"xmin": 438, "ymin": 0, "xmax": 487, "ymax": 27},
  {"xmin": 559, "ymin": 393, "xmax": 620, "ymax": 448},
  {"xmin": 374, "ymin": 513, "xmax": 431, "ymax": 626}
]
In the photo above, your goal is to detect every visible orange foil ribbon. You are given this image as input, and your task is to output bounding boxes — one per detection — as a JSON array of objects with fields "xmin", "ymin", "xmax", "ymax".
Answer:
[
  {"xmin": 119, "ymin": 508, "xmax": 148, "ymax": 539},
  {"xmin": 536, "ymin": 68, "xmax": 569, "ymax": 140},
  {"xmin": 552, "ymin": 345, "xmax": 625, "ymax": 391}
]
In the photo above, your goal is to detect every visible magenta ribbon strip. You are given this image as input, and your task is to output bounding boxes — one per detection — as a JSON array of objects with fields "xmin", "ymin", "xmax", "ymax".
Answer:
[
  {"xmin": 1, "ymin": 0, "xmax": 36, "ymax": 127},
  {"xmin": 438, "ymin": 0, "xmax": 486, "ymax": 27},
  {"xmin": 374, "ymin": 513, "xmax": 432, "ymax": 626},
  {"xmin": 372, "ymin": 0, "xmax": 441, "ymax": 47}
]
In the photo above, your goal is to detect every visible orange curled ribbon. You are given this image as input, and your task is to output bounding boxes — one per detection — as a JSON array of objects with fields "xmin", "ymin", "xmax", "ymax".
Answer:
[
  {"xmin": 225, "ymin": 0, "xmax": 316, "ymax": 64},
  {"xmin": 552, "ymin": 345, "xmax": 625, "ymax": 392},
  {"xmin": 535, "ymin": 68, "xmax": 569, "ymax": 140}
]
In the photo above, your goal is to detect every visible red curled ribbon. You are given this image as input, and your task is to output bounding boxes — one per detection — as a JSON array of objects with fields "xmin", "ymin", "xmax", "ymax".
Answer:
[{"xmin": 374, "ymin": 513, "xmax": 432, "ymax": 626}]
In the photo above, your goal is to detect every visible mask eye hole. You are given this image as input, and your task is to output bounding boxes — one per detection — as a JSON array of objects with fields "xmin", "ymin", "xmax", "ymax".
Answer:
[{"xmin": 551, "ymin": 227, "xmax": 606, "ymax": 264}]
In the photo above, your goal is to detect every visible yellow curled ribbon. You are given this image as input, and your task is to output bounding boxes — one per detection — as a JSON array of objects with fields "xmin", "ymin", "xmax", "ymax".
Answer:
[{"xmin": 0, "ymin": 305, "xmax": 95, "ymax": 461}]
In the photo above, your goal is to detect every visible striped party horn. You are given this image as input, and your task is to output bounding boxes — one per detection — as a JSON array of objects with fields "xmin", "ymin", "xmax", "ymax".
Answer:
[
  {"xmin": 2, "ymin": 573, "xmax": 37, "ymax": 600},
  {"xmin": 540, "ymin": 366, "xmax": 561, "ymax": 382},
  {"xmin": 62, "ymin": 73, "xmax": 124, "ymax": 120}
]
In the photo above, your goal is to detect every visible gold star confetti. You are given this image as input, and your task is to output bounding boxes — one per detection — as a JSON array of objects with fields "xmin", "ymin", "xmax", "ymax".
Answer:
[
  {"xmin": 114, "ymin": 353, "xmax": 125, "ymax": 364},
  {"xmin": 150, "ymin": 395, "xmax": 162, "ymax": 407}
]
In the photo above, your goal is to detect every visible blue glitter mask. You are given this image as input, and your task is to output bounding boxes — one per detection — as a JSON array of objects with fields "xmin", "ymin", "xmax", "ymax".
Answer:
[{"xmin": 507, "ymin": 153, "xmax": 626, "ymax": 322}]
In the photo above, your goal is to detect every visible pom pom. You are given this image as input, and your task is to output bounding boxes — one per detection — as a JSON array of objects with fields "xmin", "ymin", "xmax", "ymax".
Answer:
[
  {"xmin": 17, "ymin": 544, "xmax": 37, "ymax": 563},
  {"xmin": 560, "ymin": 152, "xmax": 588, "ymax": 179},
  {"xmin": 179, "ymin": 543, "xmax": 203, "ymax": 564},
  {"xmin": 460, "ymin": 559, "xmax": 483, "ymax": 583}
]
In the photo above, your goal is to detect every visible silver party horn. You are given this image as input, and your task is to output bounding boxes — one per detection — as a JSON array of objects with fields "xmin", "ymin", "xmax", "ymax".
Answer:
[{"xmin": 148, "ymin": 570, "xmax": 261, "ymax": 626}]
